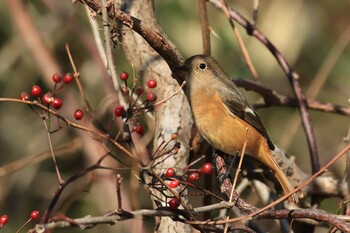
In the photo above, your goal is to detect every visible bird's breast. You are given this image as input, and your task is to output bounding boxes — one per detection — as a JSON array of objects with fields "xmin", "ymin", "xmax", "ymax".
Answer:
[{"xmin": 190, "ymin": 89, "xmax": 268, "ymax": 158}]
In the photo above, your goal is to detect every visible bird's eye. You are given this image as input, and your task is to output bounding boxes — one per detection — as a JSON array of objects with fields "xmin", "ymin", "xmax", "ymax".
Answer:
[{"xmin": 198, "ymin": 63, "xmax": 207, "ymax": 70}]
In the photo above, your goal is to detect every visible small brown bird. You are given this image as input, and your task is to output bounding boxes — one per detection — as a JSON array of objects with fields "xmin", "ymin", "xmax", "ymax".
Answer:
[{"xmin": 177, "ymin": 54, "xmax": 298, "ymax": 203}]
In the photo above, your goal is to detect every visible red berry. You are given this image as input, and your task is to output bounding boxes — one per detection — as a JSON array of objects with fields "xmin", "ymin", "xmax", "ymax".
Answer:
[
  {"xmin": 147, "ymin": 79, "xmax": 157, "ymax": 88},
  {"xmin": 30, "ymin": 211, "xmax": 40, "ymax": 220},
  {"xmin": 20, "ymin": 92, "xmax": 30, "ymax": 100},
  {"xmin": 169, "ymin": 179, "xmax": 179, "ymax": 188},
  {"xmin": 135, "ymin": 86, "xmax": 144, "ymax": 96},
  {"xmin": 201, "ymin": 163, "xmax": 213, "ymax": 175},
  {"xmin": 119, "ymin": 72, "xmax": 129, "ymax": 81},
  {"xmin": 188, "ymin": 172, "xmax": 200, "ymax": 182},
  {"xmin": 52, "ymin": 73, "xmax": 62, "ymax": 83},
  {"xmin": 147, "ymin": 92, "xmax": 157, "ymax": 102},
  {"xmin": 168, "ymin": 198, "xmax": 180, "ymax": 209},
  {"xmin": 135, "ymin": 124, "xmax": 144, "ymax": 135},
  {"xmin": 74, "ymin": 109, "xmax": 84, "ymax": 120},
  {"xmin": 31, "ymin": 85, "xmax": 42, "ymax": 97},
  {"xmin": 63, "ymin": 73, "xmax": 74, "ymax": 84},
  {"xmin": 0, "ymin": 215, "xmax": 8, "ymax": 225},
  {"xmin": 51, "ymin": 98, "xmax": 63, "ymax": 110},
  {"xmin": 114, "ymin": 105, "xmax": 125, "ymax": 117},
  {"xmin": 121, "ymin": 86, "xmax": 129, "ymax": 95},
  {"xmin": 165, "ymin": 168, "xmax": 176, "ymax": 177},
  {"xmin": 42, "ymin": 93, "xmax": 53, "ymax": 104}
]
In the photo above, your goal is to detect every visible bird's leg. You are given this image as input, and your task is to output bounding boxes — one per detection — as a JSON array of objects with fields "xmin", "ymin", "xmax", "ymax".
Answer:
[
  {"xmin": 228, "ymin": 151, "xmax": 239, "ymax": 172},
  {"xmin": 214, "ymin": 150, "xmax": 239, "ymax": 182}
]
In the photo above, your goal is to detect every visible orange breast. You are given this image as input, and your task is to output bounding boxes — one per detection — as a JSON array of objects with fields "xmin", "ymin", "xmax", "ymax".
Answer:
[{"xmin": 190, "ymin": 89, "xmax": 271, "ymax": 162}]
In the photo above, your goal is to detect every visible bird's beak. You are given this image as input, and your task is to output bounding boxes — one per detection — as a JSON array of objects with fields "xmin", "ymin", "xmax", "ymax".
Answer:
[
  {"xmin": 174, "ymin": 65, "xmax": 191, "ymax": 72},
  {"xmin": 173, "ymin": 64, "xmax": 190, "ymax": 82}
]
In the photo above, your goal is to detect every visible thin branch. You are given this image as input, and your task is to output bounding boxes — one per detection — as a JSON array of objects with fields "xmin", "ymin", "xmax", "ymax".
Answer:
[
  {"xmin": 279, "ymin": 23, "xmax": 350, "ymax": 150},
  {"xmin": 218, "ymin": 0, "xmax": 259, "ymax": 80},
  {"xmin": 0, "ymin": 139, "xmax": 81, "ymax": 177},
  {"xmin": 101, "ymin": 0, "xmax": 125, "ymax": 105},
  {"xmin": 116, "ymin": 174, "xmax": 123, "ymax": 212},
  {"xmin": 0, "ymin": 98, "xmax": 138, "ymax": 162},
  {"xmin": 224, "ymin": 128, "xmax": 248, "ymax": 233},
  {"xmin": 234, "ymin": 79, "xmax": 350, "ymax": 117},
  {"xmin": 187, "ymin": 144, "xmax": 350, "ymax": 232},
  {"xmin": 42, "ymin": 119, "xmax": 64, "ymax": 185},
  {"xmin": 79, "ymin": 0, "xmax": 182, "ymax": 78},
  {"xmin": 33, "ymin": 200, "xmax": 350, "ymax": 232},
  {"xmin": 65, "ymin": 44, "xmax": 95, "ymax": 116},
  {"xmin": 40, "ymin": 154, "xmax": 110, "ymax": 223},
  {"xmin": 198, "ymin": 0, "xmax": 211, "ymax": 55}
]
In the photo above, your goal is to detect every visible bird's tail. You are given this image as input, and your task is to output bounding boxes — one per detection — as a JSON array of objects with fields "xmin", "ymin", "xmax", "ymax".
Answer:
[
  {"xmin": 274, "ymin": 165, "xmax": 299, "ymax": 203},
  {"xmin": 259, "ymin": 147, "xmax": 299, "ymax": 203}
]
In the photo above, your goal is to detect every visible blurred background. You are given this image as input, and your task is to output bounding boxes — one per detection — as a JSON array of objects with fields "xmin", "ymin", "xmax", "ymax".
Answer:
[{"xmin": 0, "ymin": 0, "xmax": 349, "ymax": 232}]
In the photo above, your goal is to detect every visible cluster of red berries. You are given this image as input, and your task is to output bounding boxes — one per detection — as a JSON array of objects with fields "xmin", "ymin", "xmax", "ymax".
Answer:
[
  {"xmin": 0, "ymin": 210, "xmax": 39, "ymax": 229},
  {"xmin": 119, "ymin": 71, "xmax": 158, "ymax": 103},
  {"xmin": 163, "ymin": 163, "xmax": 213, "ymax": 209},
  {"xmin": 21, "ymin": 73, "xmax": 75, "ymax": 110},
  {"xmin": 114, "ymin": 72, "xmax": 159, "ymax": 136},
  {"xmin": 20, "ymin": 72, "xmax": 86, "ymax": 121}
]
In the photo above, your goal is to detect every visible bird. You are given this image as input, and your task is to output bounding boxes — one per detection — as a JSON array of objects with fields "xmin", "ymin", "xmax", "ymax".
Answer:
[{"xmin": 176, "ymin": 54, "xmax": 298, "ymax": 203}]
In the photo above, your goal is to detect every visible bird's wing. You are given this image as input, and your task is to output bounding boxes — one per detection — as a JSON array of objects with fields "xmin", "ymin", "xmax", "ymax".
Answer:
[{"xmin": 219, "ymin": 85, "xmax": 275, "ymax": 150}]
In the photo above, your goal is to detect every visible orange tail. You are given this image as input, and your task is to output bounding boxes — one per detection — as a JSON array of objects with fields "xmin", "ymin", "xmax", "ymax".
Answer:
[
  {"xmin": 274, "ymin": 165, "xmax": 299, "ymax": 203},
  {"xmin": 259, "ymin": 147, "xmax": 299, "ymax": 203}
]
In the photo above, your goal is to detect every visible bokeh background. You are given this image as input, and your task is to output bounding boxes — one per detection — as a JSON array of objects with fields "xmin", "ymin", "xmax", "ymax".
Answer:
[{"xmin": 0, "ymin": 0, "xmax": 349, "ymax": 232}]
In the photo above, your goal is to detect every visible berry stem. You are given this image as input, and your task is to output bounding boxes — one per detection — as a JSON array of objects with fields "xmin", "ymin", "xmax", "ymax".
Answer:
[
  {"xmin": 42, "ymin": 119, "xmax": 64, "ymax": 185},
  {"xmin": 185, "ymin": 155, "xmax": 206, "ymax": 171},
  {"xmin": 65, "ymin": 44, "xmax": 95, "ymax": 117},
  {"xmin": 15, "ymin": 219, "xmax": 31, "ymax": 233}
]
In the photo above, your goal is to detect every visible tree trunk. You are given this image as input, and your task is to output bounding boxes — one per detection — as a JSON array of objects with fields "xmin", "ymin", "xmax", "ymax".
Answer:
[{"xmin": 118, "ymin": 1, "xmax": 193, "ymax": 232}]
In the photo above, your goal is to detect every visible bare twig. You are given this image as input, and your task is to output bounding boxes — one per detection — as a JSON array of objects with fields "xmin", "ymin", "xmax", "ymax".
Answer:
[
  {"xmin": 187, "ymin": 144, "xmax": 350, "ymax": 231},
  {"xmin": 0, "ymin": 139, "xmax": 81, "ymax": 177},
  {"xmin": 42, "ymin": 119, "xmax": 64, "ymax": 184},
  {"xmin": 79, "ymin": 0, "xmax": 182, "ymax": 76},
  {"xmin": 218, "ymin": 0, "xmax": 259, "ymax": 81},
  {"xmin": 66, "ymin": 44, "xmax": 95, "ymax": 115},
  {"xmin": 198, "ymin": 0, "xmax": 211, "ymax": 55},
  {"xmin": 40, "ymin": 154, "xmax": 110, "ymax": 223},
  {"xmin": 6, "ymin": 0, "xmax": 60, "ymax": 78},
  {"xmin": 279, "ymin": 24, "xmax": 350, "ymax": 150},
  {"xmin": 252, "ymin": 0, "xmax": 259, "ymax": 24},
  {"xmin": 33, "ymin": 200, "xmax": 350, "ymax": 232},
  {"xmin": 116, "ymin": 174, "xmax": 123, "ymax": 212},
  {"xmin": 0, "ymin": 98, "xmax": 137, "ymax": 162},
  {"xmin": 234, "ymin": 79, "xmax": 350, "ymax": 117},
  {"xmin": 224, "ymin": 128, "xmax": 248, "ymax": 233},
  {"xmin": 101, "ymin": 0, "xmax": 125, "ymax": 105}
]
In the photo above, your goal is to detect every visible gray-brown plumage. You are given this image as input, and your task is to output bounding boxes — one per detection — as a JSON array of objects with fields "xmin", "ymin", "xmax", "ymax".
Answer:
[{"xmin": 178, "ymin": 54, "xmax": 298, "ymax": 203}]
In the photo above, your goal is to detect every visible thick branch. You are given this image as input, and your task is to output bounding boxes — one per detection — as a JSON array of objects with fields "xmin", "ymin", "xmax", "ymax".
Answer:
[{"xmin": 81, "ymin": 0, "xmax": 182, "ymax": 72}]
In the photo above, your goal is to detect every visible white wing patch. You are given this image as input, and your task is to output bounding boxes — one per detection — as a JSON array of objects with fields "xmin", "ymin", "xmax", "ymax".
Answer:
[{"xmin": 244, "ymin": 107, "xmax": 256, "ymax": 116}]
